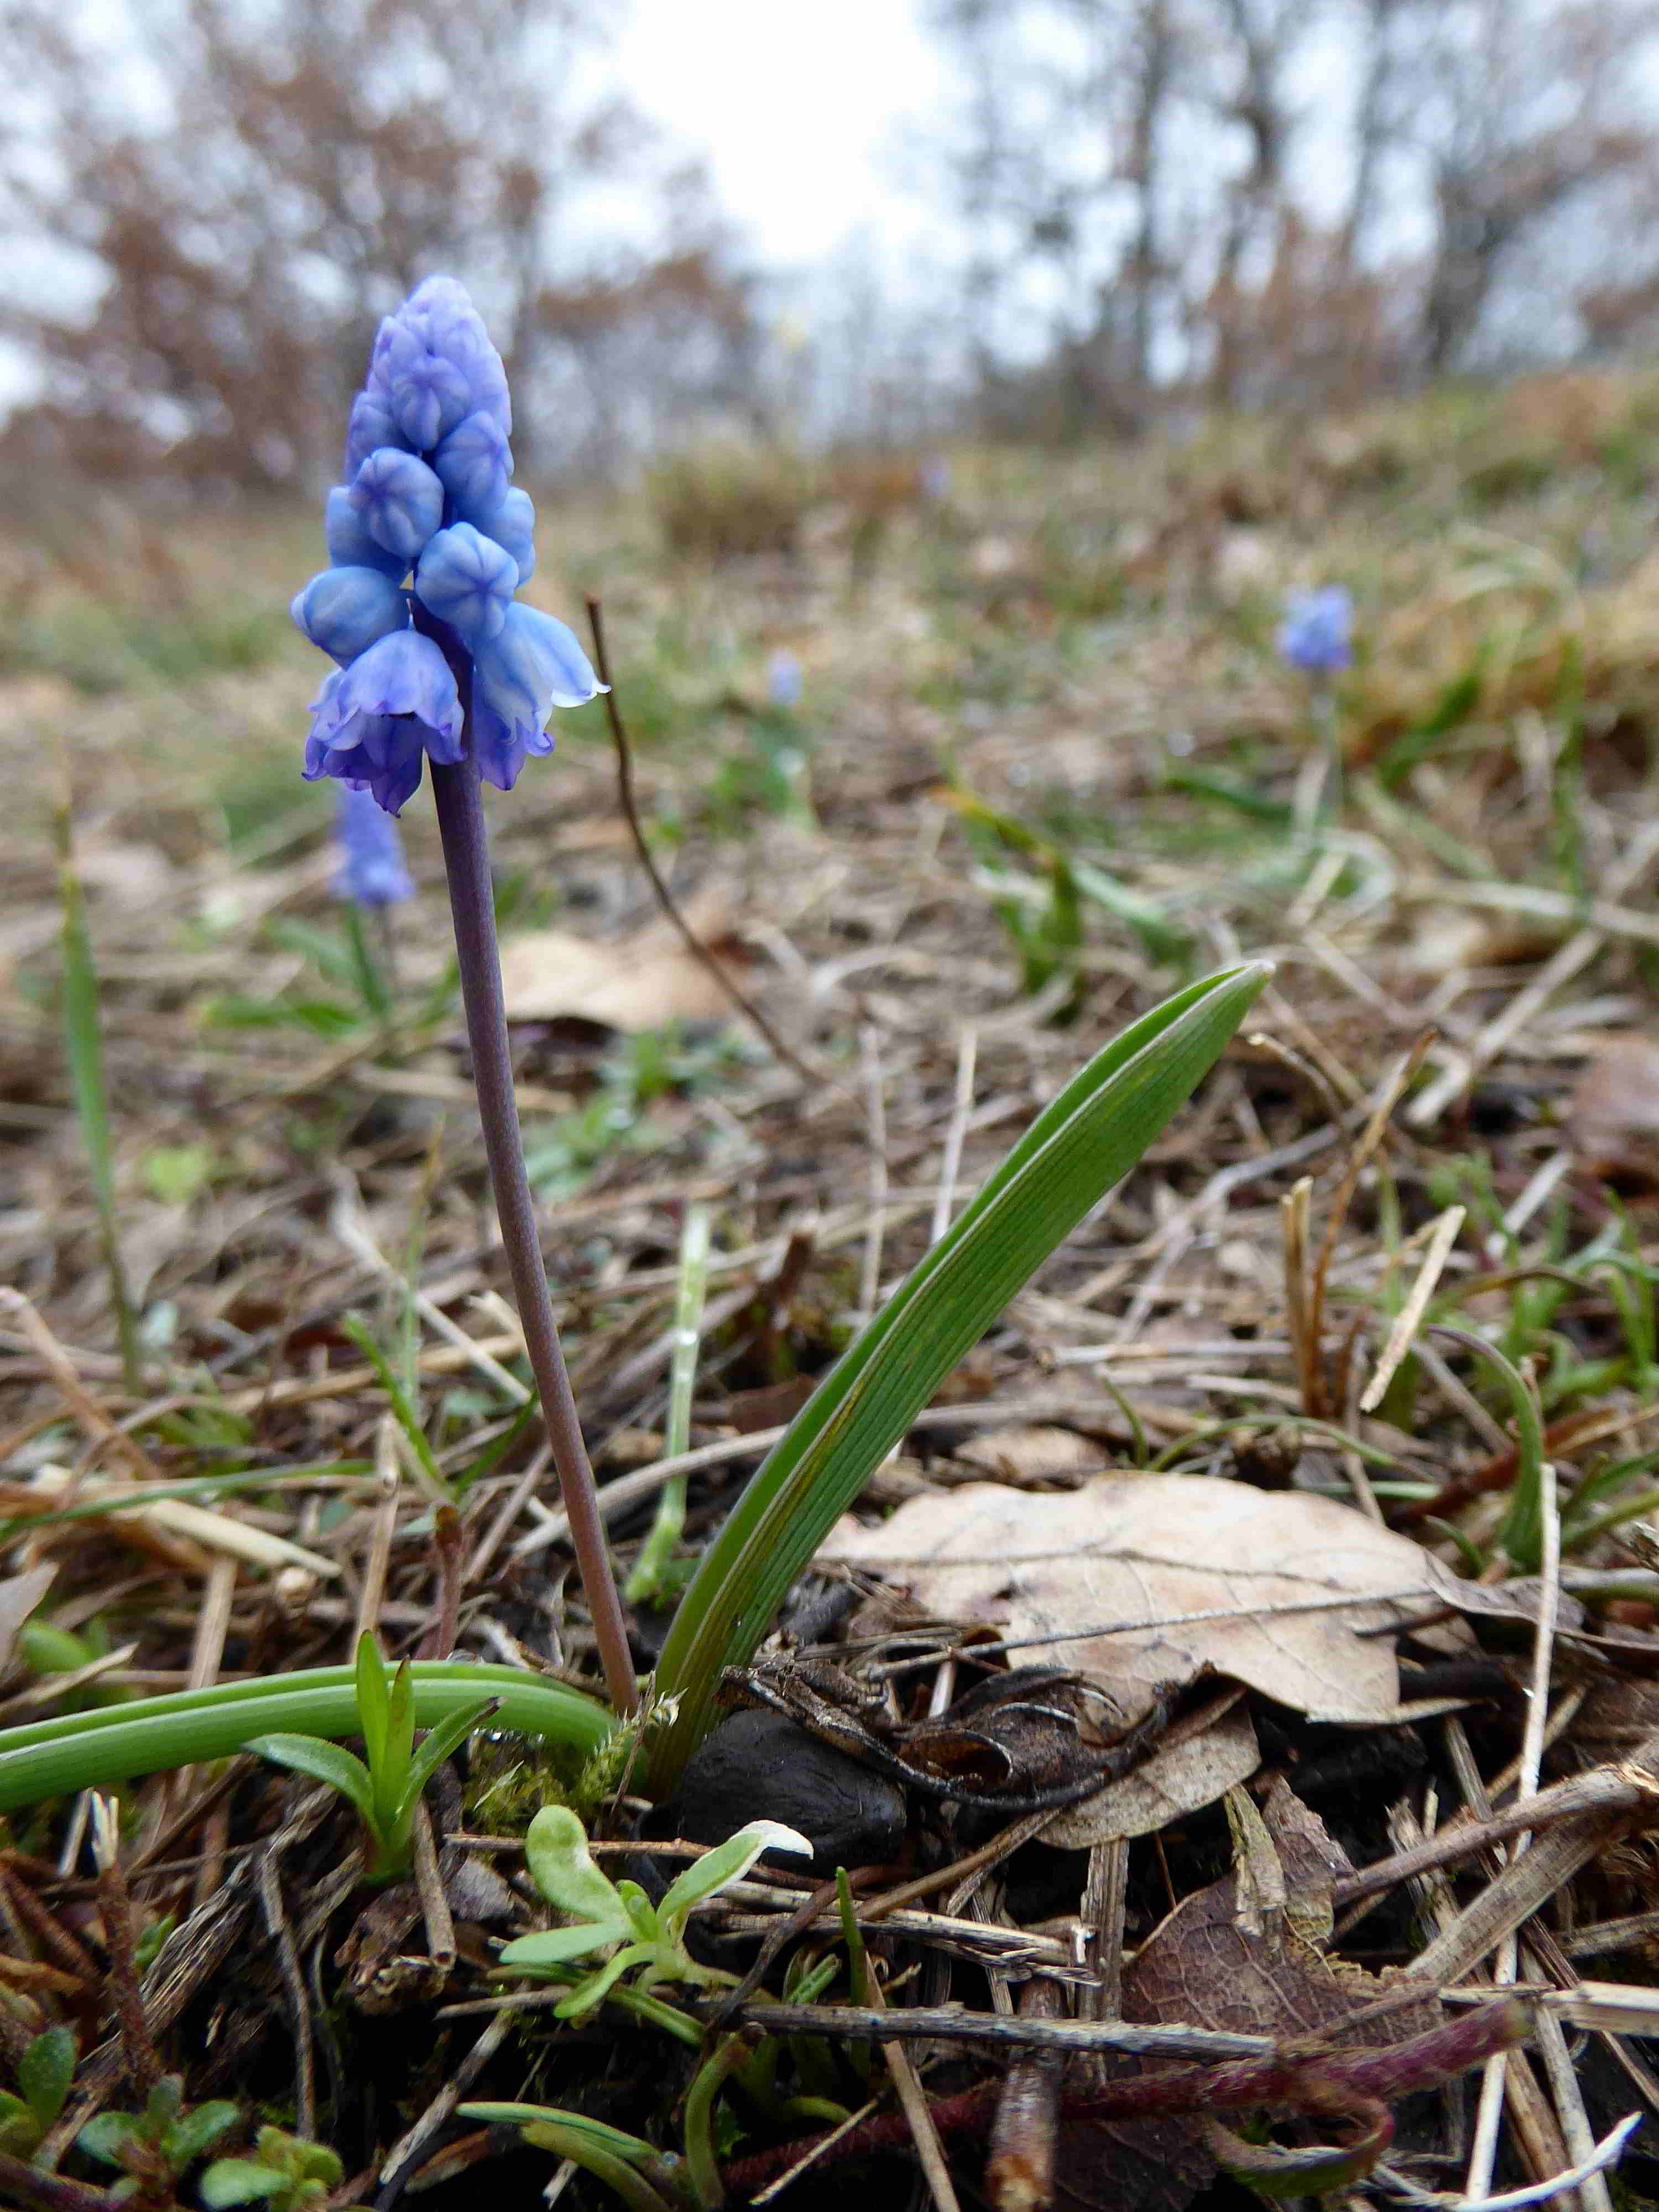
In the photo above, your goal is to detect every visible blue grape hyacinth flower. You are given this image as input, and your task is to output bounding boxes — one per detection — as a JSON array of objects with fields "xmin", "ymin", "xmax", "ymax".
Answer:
[
  {"xmin": 294, "ymin": 275, "xmax": 604, "ymax": 813},
  {"xmin": 1277, "ymin": 586, "xmax": 1353, "ymax": 677},
  {"xmin": 335, "ymin": 785, "xmax": 414, "ymax": 906},
  {"xmin": 766, "ymin": 649, "xmax": 802, "ymax": 709}
]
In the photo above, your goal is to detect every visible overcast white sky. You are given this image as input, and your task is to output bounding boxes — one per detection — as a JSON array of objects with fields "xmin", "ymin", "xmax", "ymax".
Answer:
[
  {"xmin": 0, "ymin": 0, "xmax": 950, "ymax": 409},
  {"xmin": 613, "ymin": 0, "xmax": 947, "ymax": 263}
]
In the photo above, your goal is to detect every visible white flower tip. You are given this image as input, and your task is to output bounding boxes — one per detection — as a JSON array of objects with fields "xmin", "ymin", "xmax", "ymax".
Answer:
[{"xmin": 736, "ymin": 1819, "xmax": 813, "ymax": 1858}]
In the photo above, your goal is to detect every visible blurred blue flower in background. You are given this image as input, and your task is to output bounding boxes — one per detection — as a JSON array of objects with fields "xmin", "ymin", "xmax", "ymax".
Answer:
[
  {"xmin": 294, "ymin": 276, "xmax": 603, "ymax": 813},
  {"xmin": 1277, "ymin": 586, "xmax": 1353, "ymax": 676},
  {"xmin": 919, "ymin": 456, "xmax": 952, "ymax": 503},
  {"xmin": 767, "ymin": 649, "xmax": 803, "ymax": 709},
  {"xmin": 335, "ymin": 785, "xmax": 414, "ymax": 906}
]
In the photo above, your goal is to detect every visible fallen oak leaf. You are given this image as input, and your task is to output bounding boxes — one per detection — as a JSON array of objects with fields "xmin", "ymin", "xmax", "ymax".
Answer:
[
  {"xmin": 1569, "ymin": 1032, "xmax": 1659, "ymax": 1191},
  {"xmin": 823, "ymin": 1474, "xmax": 1469, "ymax": 1724},
  {"xmin": 498, "ymin": 890, "xmax": 748, "ymax": 1032}
]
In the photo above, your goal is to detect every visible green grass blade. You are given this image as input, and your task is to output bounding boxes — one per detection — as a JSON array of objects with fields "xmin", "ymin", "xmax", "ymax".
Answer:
[
  {"xmin": 398, "ymin": 1696, "xmax": 498, "ymax": 1818},
  {"xmin": 340, "ymin": 1314, "xmax": 450, "ymax": 1499},
  {"xmin": 1434, "ymin": 1321, "xmax": 1549, "ymax": 1570},
  {"xmin": 56, "ymin": 802, "xmax": 141, "ymax": 1391},
  {"xmin": 649, "ymin": 962, "xmax": 1269, "ymax": 1786},
  {"xmin": 626, "ymin": 1202, "xmax": 712, "ymax": 1604},
  {"xmin": 382, "ymin": 1659, "xmax": 416, "ymax": 1826},
  {"xmin": 0, "ymin": 1662, "xmax": 609, "ymax": 1812},
  {"xmin": 246, "ymin": 1734, "xmax": 375, "ymax": 1823},
  {"xmin": 353, "ymin": 1632, "xmax": 391, "ymax": 1776},
  {"xmin": 341, "ymin": 904, "xmax": 392, "ymax": 1022}
]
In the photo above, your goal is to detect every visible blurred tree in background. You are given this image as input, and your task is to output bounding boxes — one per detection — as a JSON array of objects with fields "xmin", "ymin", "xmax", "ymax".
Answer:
[
  {"xmin": 6, "ymin": 0, "xmax": 1659, "ymax": 480},
  {"xmin": 926, "ymin": 0, "xmax": 1659, "ymax": 437},
  {"xmin": 0, "ymin": 0, "xmax": 758, "ymax": 488}
]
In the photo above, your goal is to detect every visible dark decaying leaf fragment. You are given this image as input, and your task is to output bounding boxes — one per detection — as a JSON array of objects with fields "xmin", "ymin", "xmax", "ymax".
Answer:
[{"xmin": 1056, "ymin": 1779, "xmax": 1443, "ymax": 2212}]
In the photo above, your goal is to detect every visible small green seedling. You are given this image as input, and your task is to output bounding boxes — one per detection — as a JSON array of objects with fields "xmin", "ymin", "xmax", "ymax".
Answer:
[
  {"xmin": 78, "ymin": 2075, "xmax": 241, "ymax": 2201},
  {"xmin": 199, "ymin": 2125, "xmax": 349, "ymax": 2209},
  {"xmin": 499, "ymin": 1805, "xmax": 810, "ymax": 2019},
  {"xmin": 462, "ymin": 2103, "xmax": 687, "ymax": 2212},
  {"xmin": 248, "ymin": 1632, "xmax": 494, "ymax": 1884},
  {"xmin": 0, "ymin": 2026, "xmax": 75, "ymax": 2160}
]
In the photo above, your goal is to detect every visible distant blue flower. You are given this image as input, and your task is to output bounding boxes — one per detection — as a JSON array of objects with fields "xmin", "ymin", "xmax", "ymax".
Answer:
[
  {"xmin": 767, "ymin": 649, "xmax": 802, "ymax": 709},
  {"xmin": 1277, "ymin": 586, "xmax": 1353, "ymax": 676},
  {"xmin": 919, "ymin": 456, "xmax": 952, "ymax": 502},
  {"xmin": 296, "ymin": 275, "xmax": 603, "ymax": 812},
  {"xmin": 335, "ymin": 784, "xmax": 414, "ymax": 905}
]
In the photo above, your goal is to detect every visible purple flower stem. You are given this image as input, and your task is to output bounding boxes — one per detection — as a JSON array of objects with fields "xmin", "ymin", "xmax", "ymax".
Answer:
[{"xmin": 427, "ymin": 732, "xmax": 638, "ymax": 1717}]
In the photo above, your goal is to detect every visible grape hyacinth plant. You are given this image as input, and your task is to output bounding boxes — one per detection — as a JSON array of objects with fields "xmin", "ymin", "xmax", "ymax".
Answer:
[
  {"xmin": 1277, "ymin": 584, "xmax": 1353, "ymax": 831},
  {"xmin": 335, "ymin": 784, "xmax": 413, "ymax": 907},
  {"xmin": 1276, "ymin": 584, "xmax": 1353, "ymax": 676},
  {"xmin": 765, "ymin": 648, "xmax": 802, "ymax": 709},
  {"xmin": 292, "ymin": 276, "xmax": 636, "ymax": 1713},
  {"xmin": 335, "ymin": 784, "xmax": 411, "ymax": 1016}
]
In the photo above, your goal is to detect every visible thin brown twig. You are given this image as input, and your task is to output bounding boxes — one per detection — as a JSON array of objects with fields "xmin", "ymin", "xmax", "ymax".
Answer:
[
  {"xmin": 585, "ymin": 594, "xmax": 844, "ymax": 1097},
  {"xmin": 718, "ymin": 1997, "xmax": 1530, "ymax": 2196},
  {"xmin": 91, "ymin": 1798, "xmax": 161, "ymax": 2099}
]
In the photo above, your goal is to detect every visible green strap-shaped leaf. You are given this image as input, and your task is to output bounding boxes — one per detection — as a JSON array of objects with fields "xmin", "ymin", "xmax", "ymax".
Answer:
[
  {"xmin": 649, "ymin": 962, "xmax": 1269, "ymax": 1787},
  {"xmin": 0, "ymin": 1661, "xmax": 610, "ymax": 1811}
]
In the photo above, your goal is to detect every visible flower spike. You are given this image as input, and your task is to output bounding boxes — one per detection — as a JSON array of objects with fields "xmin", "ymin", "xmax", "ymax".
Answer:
[
  {"xmin": 296, "ymin": 276, "xmax": 598, "ymax": 817},
  {"xmin": 291, "ymin": 275, "xmax": 636, "ymax": 1717}
]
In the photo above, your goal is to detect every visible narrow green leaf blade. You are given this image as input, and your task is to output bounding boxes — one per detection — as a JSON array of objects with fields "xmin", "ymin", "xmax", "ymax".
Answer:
[
  {"xmin": 57, "ymin": 810, "xmax": 141, "ymax": 1390},
  {"xmin": 397, "ymin": 1697, "xmax": 498, "ymax": 1820},
  {"xmin": 498, "ymin": 1920, "xmax": 629, "ymax": 1969},
  {"xmin": 353, "ymin": 1632, "xmax": 390, "ymax": 1775},
  {"xmin": 650, "ymin": 962, "xmax": 1268, "ymax": 1783},
  {"xmin": 379, "ymin": 1659, "xmax": 415, "ymax": 1830},
  {"xmin": 341, "ymin": 1313, "xmax": 450, "ymax": 1498},
  {"xmin": 246, "ymin": 1733, "xmax": 376, "ymax": 1822}
]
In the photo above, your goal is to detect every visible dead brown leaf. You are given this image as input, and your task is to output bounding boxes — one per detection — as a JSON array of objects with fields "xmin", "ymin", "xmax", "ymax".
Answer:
[
  {"xmin": 1057, "ymin": 1781, "xmax": 1441, "ymax": 2212},
  {"xmin": 498, "ymin": 893, "xmax": 748, "ymax": 1032},
  {"xmin": 1042, "ymin": 1702, "xmax": 1259, "ymax": 1849},
  {"xmin": 0, "ymin": 1562, "xmax": 55, "ymax": 1673},
  {"xmin": 821, "ymin": 1474, "xmax": 1463, "ymax": 1723},
  {"xmin": 952, "ymin": 1425, "xmax": 1107, "ymax": 1485},
  {"xmin": 1569, "ymin": 1034, "xmax": 1659, "ymax": 1188}
]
